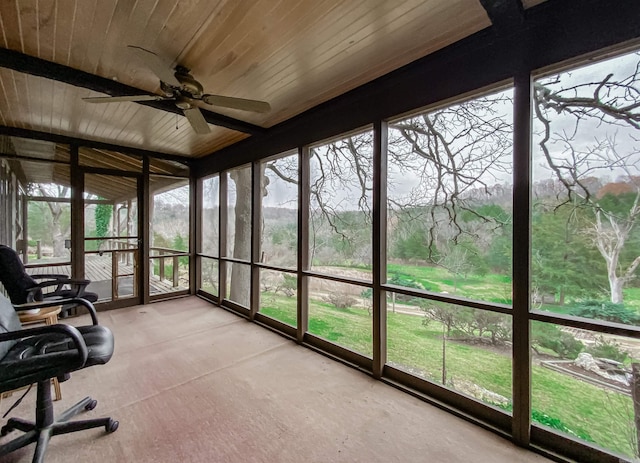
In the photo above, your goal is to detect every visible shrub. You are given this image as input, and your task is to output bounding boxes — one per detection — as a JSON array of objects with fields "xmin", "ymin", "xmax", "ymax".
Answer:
[
  {"xmin": 324, "ymin": 292, "xmax": 357, "ymax": 309},
  {"xmin": 531, "ymin": 323, "xmax": 584, "ymax": 359},
  {"xmin": 361, "ymin": 288, "xmax": 372, "ymax": 299},
  {"xmin": 586, "ymin": 336, "xmax": 629, "ymax": 363},
  {"xmin": 569, "ymin": 300, "xmax": 640, "ymax": 325},
  {"xmin": 279, "ymin": 274, "xmax": 297, "ymax": 297},
  {"xmin": 388, "ymin": 273, "xmax": 429, "ymax": 302}
]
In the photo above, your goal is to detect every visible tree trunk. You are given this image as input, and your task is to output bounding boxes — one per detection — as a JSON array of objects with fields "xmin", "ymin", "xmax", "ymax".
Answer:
[
  {"xmin": 229, "ymin": 168, "xmax": 252, "ymax": 307},
  {"xmin": 230, "ymin": 262, "xmax": 251, "ymax": 306},
  {"xmin": 52, "ymin": 219, "xmax": 65, "ymax": 257},
  {"xmin": 41, "ymin": 187, "xmax": 69, "ymax": 258},
  {"xmin": 610, "ymin": 276, "xmax": 624, "ymax": 305}
]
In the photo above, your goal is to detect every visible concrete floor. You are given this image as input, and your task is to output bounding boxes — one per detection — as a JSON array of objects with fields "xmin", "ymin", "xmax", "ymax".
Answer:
[{"xmin": 0, "ymin": 297, "xmax": 552, "ymax": 463}]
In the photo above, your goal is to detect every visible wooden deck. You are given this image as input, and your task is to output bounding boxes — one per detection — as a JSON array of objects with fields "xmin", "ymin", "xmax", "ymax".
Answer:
[{"xmin": 26, "ymin": 255, "xmax": 187, "ymax": 301}]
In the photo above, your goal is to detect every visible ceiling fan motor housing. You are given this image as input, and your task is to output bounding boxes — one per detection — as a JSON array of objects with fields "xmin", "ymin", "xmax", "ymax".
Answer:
[{"xmin": 174, "ymin": 67, "xmax": 203, "ymax": 97}]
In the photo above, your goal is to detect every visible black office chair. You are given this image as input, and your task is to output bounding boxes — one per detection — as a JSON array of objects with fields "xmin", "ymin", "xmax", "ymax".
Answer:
[
  {"xmin": 0, "ymin": 295, "xmax": 118, "ymax": 462},
  {"xmin": 0, "ymin": 244, "xmax": 99, "ymax": 317}
]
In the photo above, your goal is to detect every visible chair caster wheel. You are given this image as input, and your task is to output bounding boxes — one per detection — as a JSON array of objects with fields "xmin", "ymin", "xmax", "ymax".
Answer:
[
  {"xmin": 85, "ymin": 399, "xmax": 98, "ymax": 411},
  {"xmin": 0, "ymin": 425, "xmax": 11, "ymax": 436},
  {"xmin": 106, "ymin": 419, "xmax": 119, "ymax": 433}
]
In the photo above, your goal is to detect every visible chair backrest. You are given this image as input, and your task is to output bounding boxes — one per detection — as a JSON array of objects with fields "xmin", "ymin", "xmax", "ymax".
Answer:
[
  {"xmin": 0, "ymin": 245, "xmax": 42, "ymax": 304},
  {"xmin": 0, "ymin": 294, "xmax": 21, "ymax": 361}
]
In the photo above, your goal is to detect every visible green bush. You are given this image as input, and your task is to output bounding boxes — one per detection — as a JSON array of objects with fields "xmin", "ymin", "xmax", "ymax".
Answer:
[
  {"xmin": 569, "ymin": 301, "xmax": 640, "ymax": 325},
  {"xmin": 531, "ymin": 323, "xmax": 584, "ymax": 359},
  {"xmin": 324, "ymin": 293, "xmax": 357, "ymax": 309},
  {"xmin": 586, "ymin": 336, "xmax": 629, "ymax": 363},
  {"xmin": 388, "ymin": 273, "xmax": 430, "ymax": 301}
]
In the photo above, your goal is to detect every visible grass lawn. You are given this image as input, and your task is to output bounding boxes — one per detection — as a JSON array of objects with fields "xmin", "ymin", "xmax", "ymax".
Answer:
[
  {"xmin": 623, "ymin": 287, "xmax": 640, "ymax": 311},
  {"xmin": 388, "ymin": 262, "xmax": 640, "ymax": 315},
  {"xmin": 387, "ymin": 263, "xmax": 512, "ymax": 303},
  {"xmin": 261, "ymin": 291, "xmax": 636, "ymax": 458}
]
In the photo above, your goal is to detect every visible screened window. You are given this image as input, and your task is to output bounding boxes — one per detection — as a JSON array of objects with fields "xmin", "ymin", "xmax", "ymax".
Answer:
[
  {"xmin": 309, "ymin": 131, "xmax": 373, "ymax": 280},
  {"xmin": 385, "ymin": 88, "xmax": 514, "ymax": 405},
  {"xmin": 201, "ymin": 175, "xmax": 220, "ymax": 257},
  {"xmin": 530, "ymin": 49, "xmax": 640, "ymax": 459}
]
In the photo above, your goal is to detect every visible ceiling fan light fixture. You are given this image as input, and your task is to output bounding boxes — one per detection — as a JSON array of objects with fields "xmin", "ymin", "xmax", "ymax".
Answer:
[{"xmin": 175, "ymin": 97, "xmax": 193, "ymax": 110}]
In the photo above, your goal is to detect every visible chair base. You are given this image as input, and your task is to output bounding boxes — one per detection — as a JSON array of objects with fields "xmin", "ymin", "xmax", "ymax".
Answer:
[{"xmin": 0, "ymin": 380, "xmax": 118, "ymax": 463}]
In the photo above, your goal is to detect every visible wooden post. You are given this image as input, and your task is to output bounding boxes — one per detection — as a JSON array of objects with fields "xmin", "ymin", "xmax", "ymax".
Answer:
[
  {"xmin": 159, "ymin": 252, "xmax": 165, "ymax": 281},
  {"xmin": 21, "ymin": 196, "xmax": 28, "ymax": 263},
  {"xmin": 512, "ymin": 70, "xmax": 532, "ymax": 447},
  {"xmin": 297, "ymin": 147, "xmax": 310, "ymax": 343},
  {"xmin": 372, "ymin": 119, "xmax": 388, "ymax": 379},
  {"xmin": 172, "ymin": 255, "xmax": 179, "ymax": 287},
  {"xmin": 111, "ymin": 250, "xmax": 118, "ymax": 299},
  {"xmin": 442, "ymin": 324, "xmax": 447, "ymax": 385}
]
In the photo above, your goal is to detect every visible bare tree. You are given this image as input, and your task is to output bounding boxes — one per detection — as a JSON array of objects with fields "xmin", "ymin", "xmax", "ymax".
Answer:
[
  {"xmin": 387, "ymin": 92, "xmax": 514, "ymax": 273},
  {"xmin": 533, "ymin": 52, "xmax": 640, "ymax": 304},
  {"xmin": 225, "ymin": 53, "xmax": 640, "ymax": 309},
  {"xmin": 27, "ymin": 184, "xmax": 70, "ymax": 257}
]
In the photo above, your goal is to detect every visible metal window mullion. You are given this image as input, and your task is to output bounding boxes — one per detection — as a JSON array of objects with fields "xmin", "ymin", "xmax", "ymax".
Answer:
[
  {"xmin": 373, "ymin": 120, "xmax": 388, "ymax": 378},
  {"xmin": 297, "ymin": 146, "xmax": 310, "ymax": 342},
  {"xmin": 70, "ymin": 144, "xmax": 84, "ymax": 280},
  {"xmin": 219, "ymin": 172, "xmax": 228, "ymax": 302},
  {"xmin": 195, "ymin": 176, "xmax": 204, "ymax": 290},
  {"xmin": 141, "ymin": 157, "xmax": 150, "ymax": 304},
  {"xmin": 190, "ymin": 172, "xmax": 198, "ymax": 295},
  {"xmin": 512, "ymin": 71, "xmax": 533, "ymax": 447},
  {"xmin": 250, "ymin": 161, "xmax": 261, "ymax": 320}
]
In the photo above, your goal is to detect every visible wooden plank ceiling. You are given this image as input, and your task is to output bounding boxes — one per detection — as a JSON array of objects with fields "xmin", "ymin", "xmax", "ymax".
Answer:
[
  {"xmin": 0, "ymin": 0, "xmax": 534, "ymax": 159},
  {"xmin": 0, "ymin": 133, "xmax": 189, "ymax": 200}
]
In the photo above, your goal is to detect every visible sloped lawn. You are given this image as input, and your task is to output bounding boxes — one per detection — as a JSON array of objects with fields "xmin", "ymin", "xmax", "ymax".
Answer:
[{"xmin": 261, "ymin": 294, "xmax": 636, "ymax": 458}]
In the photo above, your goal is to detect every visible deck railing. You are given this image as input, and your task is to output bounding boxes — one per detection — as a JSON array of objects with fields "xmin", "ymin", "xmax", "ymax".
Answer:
[
  {"xmin": 23, "ymin": 239, "xmax": 189, "ymax": 296},
  {"xmin": 150, "ymin": 247, "xmax": 188, "ymax": 288}
]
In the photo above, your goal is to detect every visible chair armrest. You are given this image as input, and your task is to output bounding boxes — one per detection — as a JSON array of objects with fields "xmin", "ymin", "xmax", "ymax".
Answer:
[
  {"xmin": 27, "ymin": 279, "xmax": 91, "ymax": 299},
  {"xmin": 35, "ymin": 278, "xmax": 91, "ymax": 289},
  {"xmin": 0, "ymin": 324, "xmax": 89, "ymax": 369},
  {"xmin": 31, "ymin": 274, "xmax": 70, "ymax": 280},
  {"xmin": 14, "ymin": 298, "xmax": 99, "ymax": 326}
]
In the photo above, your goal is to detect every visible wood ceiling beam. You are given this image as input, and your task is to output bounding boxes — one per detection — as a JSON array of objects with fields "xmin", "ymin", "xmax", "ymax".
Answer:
[
  {"xmin": 0, "ymin": 47, "xmax": 266, "ymax": 136},
  {"xmin": 0, "ymin": 125, "xmax": 192, "ymax": 166},
  {"xmin": 479, "ymin": 0, "xmax": 524, "ymax": 33}
]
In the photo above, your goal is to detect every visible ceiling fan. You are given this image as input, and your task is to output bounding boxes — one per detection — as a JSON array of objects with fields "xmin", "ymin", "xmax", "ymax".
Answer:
[{"xmin": 82, "ymin": 46, "xmax": 271, "ymax": 134}]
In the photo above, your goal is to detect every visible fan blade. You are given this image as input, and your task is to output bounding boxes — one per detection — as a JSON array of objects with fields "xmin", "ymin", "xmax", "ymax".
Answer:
[
  {"xmin": 202, "ymin": 94, "xmax": 271, "ymax": 113},
  {"xmin": 127, "ymin": 45, "xmax": 181, "ymax": 86},
  {"xmin": 183, "ymin": 107, "xmax": 211, "ymax": 134},
  {"xmin": 83, "ymin": 95, "xmax": 166, "ymax": 103}
]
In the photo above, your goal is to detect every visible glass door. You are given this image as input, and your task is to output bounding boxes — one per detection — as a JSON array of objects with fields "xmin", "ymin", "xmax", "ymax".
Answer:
[{"xmin": 83, "ymin": 172, "xmax": 141, "ymax": 305}]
